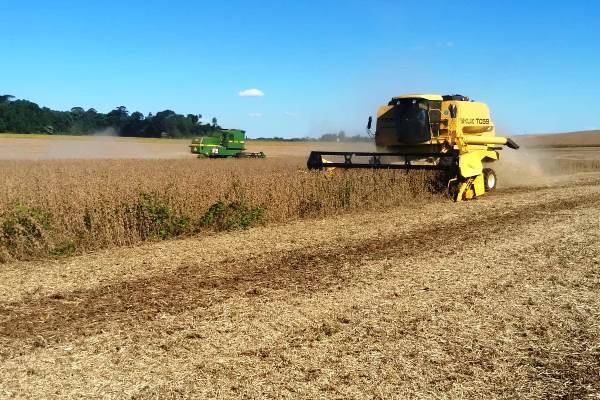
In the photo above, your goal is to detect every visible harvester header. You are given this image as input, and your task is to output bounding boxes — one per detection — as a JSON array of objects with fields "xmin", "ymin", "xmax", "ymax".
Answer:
[{"xmin": 307, "ymin": 94, "xmax": 519, "ymax": 201}]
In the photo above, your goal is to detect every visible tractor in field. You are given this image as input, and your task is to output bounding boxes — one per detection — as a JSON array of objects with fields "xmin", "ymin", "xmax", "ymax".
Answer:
[
  {"xmin": 307, "ymin": 94, "xmax": 519, "ymax": 201},
  {"xmin": 190, "ymin": 129, "xmax": 265, "ymax": 158}
]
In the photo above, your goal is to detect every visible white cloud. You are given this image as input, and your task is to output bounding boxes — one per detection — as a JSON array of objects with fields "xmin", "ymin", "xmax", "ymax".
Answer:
[
  {"xmin": 239, "ymin": 88, "xmax": 265, "ymax": 97},
  {"xmin": 284, "ymin": 111, "xmax": 297, "ymax": 117},
  {"xmin": 248, "ymin": 112, "xmax": 263, "ymax": 118}
]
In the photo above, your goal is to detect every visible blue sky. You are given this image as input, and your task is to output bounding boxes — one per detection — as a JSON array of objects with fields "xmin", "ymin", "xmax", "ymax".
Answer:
[{"xmin": 1, "ymin": 0, "xmax": 598, "ymax": 137}]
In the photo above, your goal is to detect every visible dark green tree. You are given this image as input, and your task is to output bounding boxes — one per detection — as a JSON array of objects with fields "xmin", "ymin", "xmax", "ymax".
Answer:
[{"xmin": 0, "ymin": 95, "xmax": 15, "ymax": 103}]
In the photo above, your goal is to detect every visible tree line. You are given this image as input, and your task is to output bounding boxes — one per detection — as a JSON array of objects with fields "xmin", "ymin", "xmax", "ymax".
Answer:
[{"xmin": 0, "ymin": 95, "xmax": 220, "ymax": 138}]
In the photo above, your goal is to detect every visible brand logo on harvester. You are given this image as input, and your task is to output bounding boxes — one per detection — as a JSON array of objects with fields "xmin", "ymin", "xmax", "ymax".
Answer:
[{"xmin": 461, "ymin": 118, "xmax": 490, "ymax": 125}]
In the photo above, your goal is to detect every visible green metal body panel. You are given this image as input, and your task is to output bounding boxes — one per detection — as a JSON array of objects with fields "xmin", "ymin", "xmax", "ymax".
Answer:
[{"xmin": 189, "ymin": 129, "xmax": 250, "ymax": 158}]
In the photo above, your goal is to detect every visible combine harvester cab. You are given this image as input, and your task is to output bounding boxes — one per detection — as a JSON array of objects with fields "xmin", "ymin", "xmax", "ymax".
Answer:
[
  {"xmin": 307, "ymin": 94, "xmax": 519, "ymax": 201},
  {"xmin": 189, "ymin": 129, "xmax": 266, "ymax": 158}
]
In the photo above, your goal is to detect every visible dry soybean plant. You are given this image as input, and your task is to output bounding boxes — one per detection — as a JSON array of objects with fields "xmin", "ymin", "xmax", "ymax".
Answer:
[{"xmin": 0, "ymin": 157, "xmax": 440, "ymax": 261}]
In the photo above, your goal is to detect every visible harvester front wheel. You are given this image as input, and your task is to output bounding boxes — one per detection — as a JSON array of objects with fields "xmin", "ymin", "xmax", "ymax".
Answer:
[{"xmin": 483, "ymin": 168, "xmax": 497, "ymax": 191}]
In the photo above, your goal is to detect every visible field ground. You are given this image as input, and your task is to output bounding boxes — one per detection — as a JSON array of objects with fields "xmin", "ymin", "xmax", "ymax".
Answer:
[{"xmin": 1, "ymin": 133, "xmax": 600, "ymax": 398}]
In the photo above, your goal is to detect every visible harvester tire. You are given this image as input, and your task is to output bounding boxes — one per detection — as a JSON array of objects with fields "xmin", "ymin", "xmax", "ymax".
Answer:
[
  {"xmin": 483, "ymin": 168, "xmax": 496, "ymax": 191},
  {"xmin": 448, "ymin": 180, "xmax": 461, "ymax": 201}
]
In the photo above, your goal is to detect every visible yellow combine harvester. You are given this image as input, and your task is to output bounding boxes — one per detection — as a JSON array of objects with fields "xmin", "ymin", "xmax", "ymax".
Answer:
[{"xmin": 307, "ymin": 94, "xmax": 519, "ymax": 201}]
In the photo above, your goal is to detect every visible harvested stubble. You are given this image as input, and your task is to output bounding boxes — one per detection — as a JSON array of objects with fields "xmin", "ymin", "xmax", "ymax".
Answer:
[{"xmin": 0, "ymin": 157, "xmax": 438, "ymax": 261}]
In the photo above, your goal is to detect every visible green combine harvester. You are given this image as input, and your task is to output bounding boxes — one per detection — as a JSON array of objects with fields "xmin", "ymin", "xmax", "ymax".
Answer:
[{"xmin": 189, "ymin": 129, "xmax": 265, "ymax": 158}]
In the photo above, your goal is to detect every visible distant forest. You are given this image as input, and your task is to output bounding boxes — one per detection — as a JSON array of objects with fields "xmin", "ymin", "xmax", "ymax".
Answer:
[{"xmin": 0, "ymin": 94, "xmax": 219, "ymax": 138}]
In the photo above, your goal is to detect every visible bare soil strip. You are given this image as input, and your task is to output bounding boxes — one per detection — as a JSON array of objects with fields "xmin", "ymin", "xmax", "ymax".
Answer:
[{"xmin": 1, "ymin": 178, "xmax": 600, "ymax": 398}]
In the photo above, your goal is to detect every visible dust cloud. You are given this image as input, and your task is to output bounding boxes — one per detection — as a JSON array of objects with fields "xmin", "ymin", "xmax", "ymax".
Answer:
[
  {"xmin": 0, "ymin": 134, "xmax": 191, "ymax": 160},
  {"xmin": 494, "ymin": 145, "xmax": 566, "ymax": 188}
]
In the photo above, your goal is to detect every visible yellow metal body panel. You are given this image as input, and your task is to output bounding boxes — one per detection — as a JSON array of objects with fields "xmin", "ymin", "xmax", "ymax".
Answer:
[
  {"xmin": 458, "ymin": 151, "xmax": 484, "ymax": 178},
  {"xmin": 473, "ymin": 174, "xmax": 485, "ymax": 196},
  {"xmin": 376, "ymin": 105, "xmax": 393, "ymax": 118},
  {"xmin": 445, "ymin": 100, "xmax": 495, "ymax": 136}
]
